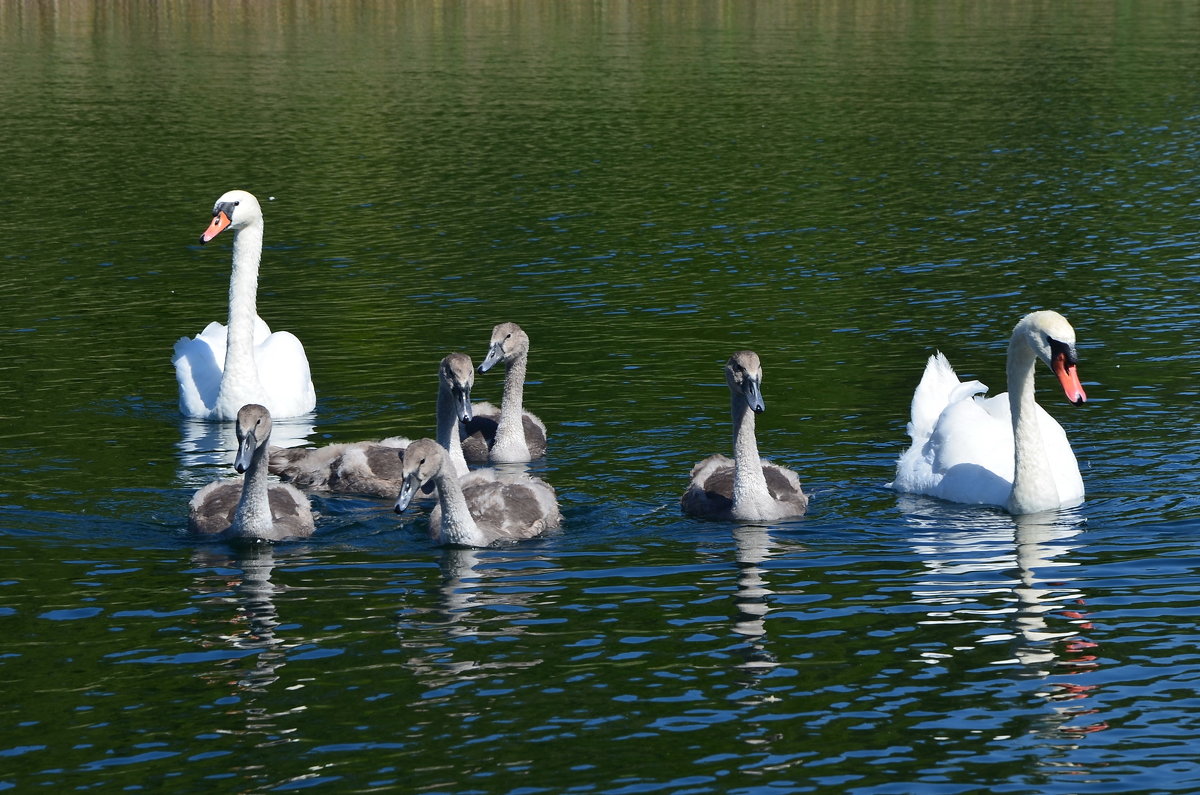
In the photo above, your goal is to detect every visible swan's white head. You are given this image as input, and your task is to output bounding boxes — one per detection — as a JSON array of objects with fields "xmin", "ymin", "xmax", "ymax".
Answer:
[
  {"xmin": 725, "ymin": 350, "xmax": 765, "ymax": 413},
  {"xmin": 233, "ymin": 403, "xmax": 272, "ymax": 473},
  {"xmin": 200, "ymin": 189, "xmax": 263, "ymax": 244},
  {"xmin": 394, "ymin": 439, "xmax": 446, "ymax": 514},
  {"xmin": 440, "ymin": 353, "xmax": 475, "ymax": 424},
  {"xmin": 479, "ymin": 322, "xmax": 529, "ymax": 373},
  {"xmin": 1015, "ymin": 310, "xmax": 1087, "ymax": 405}
]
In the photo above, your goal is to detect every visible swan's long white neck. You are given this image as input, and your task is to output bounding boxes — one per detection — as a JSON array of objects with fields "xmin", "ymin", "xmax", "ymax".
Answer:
[
  {"xmin": 731, "ymin": 392, "xmax": 770, "ymax": 511},
  {"xmin": 1006, "ymin": 335, "xmax": 1058, "ymax": 514},
  {"xmin": 493, "ymin": 352, "xmax": 528, "ymax": 457},
  {"xmin": 220, "ymin": 223, "xmax": 267, "ymax": 406},
  {"xmin": 432, "ymin": 467, "xmax": 486, "ymax": 547},
  {"xmin": 231, "ymin": 440, "xmax": 273, "ymax": 539},
  {"xmin": 435, "ymin": 386, "xmax": 469, "ymax": 477}
]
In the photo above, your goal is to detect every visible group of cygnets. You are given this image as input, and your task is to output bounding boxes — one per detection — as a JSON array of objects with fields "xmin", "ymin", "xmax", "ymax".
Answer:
[{"xmin": 177, "ymin": 190, "xmax": 1090, "ymax": 547}]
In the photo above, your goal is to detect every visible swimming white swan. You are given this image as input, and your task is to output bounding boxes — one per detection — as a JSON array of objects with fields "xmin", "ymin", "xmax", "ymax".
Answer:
[
  {"xmin": 891, "ymin": 310, "xmax": 1088, "ymax": 515},
  {"xmin": 268, "ymin": 354, "xmax": 474, "ymax": 498},
  {"xmin": 188, "ymin": 403, "xmax": 315, "ymax": 541},
  {"xmin": 173, "ymin": 190, "xmax": 316, "ymax": 421},
  {"xmin": 461, "ymin": 322, "xmax": 547, "ymax": 464},
  {"xmin": 681, "ymin": 351, "xmax": 808, "ymax": 521},
  {"xmin": 394, "ymin": 438, "xmax": 561, "ymax": 547}
]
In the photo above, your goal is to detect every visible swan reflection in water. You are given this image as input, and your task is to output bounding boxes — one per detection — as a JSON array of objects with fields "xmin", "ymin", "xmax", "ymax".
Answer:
[
  {"xmin": 394, "ymin": 545, "xmax": 545, "ymax": 687},
  {"xmin": 728, "ymin": 522, "xmax": 810, "ymax": 701},
  {"xmin": 176, "ymin": 415, "xmax": 315, "ymax": 486},
  {"xmin": 190, "ymin": 545, "xmax": 292, "ymax": 692},
  {"xmin": 902, "ymin": 495, "xmax": 1105, "ymax": 737}
]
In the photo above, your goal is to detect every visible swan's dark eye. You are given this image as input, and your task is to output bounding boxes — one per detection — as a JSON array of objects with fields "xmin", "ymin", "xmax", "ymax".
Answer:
[{"xmin": 234, "ymin": 201, "xmax": 240, "ymax": 206}]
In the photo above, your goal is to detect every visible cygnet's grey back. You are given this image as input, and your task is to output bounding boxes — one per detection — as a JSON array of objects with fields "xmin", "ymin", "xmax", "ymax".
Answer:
[
  {"xmin": 268, "ymin": 353, "xmax": 476, "ymax": 497},
  {"xmin": 437, "ymin": 469, "xmax": 561, "ymax": 543}
]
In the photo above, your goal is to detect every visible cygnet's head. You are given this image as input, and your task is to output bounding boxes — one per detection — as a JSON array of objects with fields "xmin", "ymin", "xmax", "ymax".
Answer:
[
  {"xmin": 233, "ymin": 403, "xmax": 272, "ymax": 473},
  {"xmin": 440, "ymin": 353, "xmax": 475, "ymax": 423},
  {"xmin": 394, "ymin": 439, "xmax": 447, "ymax": 514},
  {"xmin": 479, "ymin": 322, "xmax": 529, "ymax": 373},
  {"xmin": 725, "ymin": 350, "xmax": 765, "ymax": 413},
  {"xmin": 200, "ymin": 189, "xmax": 264, "ymax": 244}
]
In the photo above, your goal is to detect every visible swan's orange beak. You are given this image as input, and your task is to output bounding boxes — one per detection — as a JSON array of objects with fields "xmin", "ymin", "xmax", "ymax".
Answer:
[
  {"xmin": 200, "ymin": 211, "xmax": 232, "ymax": 244},
  {"xmin": 1052, "ymin": 353, "xmax": 1087, "ymax": 405}
]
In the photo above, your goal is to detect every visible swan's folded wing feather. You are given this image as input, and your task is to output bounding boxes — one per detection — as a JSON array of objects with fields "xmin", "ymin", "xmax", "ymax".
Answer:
[
  {"xmin": 681, "ymin": 455, "xmax": 735, "ymax": 518},
  {"xmin": 761, "ymin": 459, "xmax": 808, "ymax": 512},
  {"xmin": 521, "ymin": 411, "xmax": 549, "ymax": 459},
  {"xmin": 264, "ymin": 484, "xmax": 315, "ymax": 539},
  {"xmin": 173, "ymin": 333, "xmax": 222, "ymax": 418},
  {"xmin": 440, "ymin": 470, "xmax": 560, "ymax": 544},
  {"xmin": 461, "ymin": 403, "xmax": 500, "ymax": 464},
  {"xmin": 188, "ymin": 479, "xmax": 240, "ymax": 535},
  {"xmin": 269, "ymin": 443, "xmax": 350, "ymax": 489},
  {"xmin": 255, "ymin": 329, "xmax": 316, "ymax": 417},
  {"xmin": 330, "ymin": 442, "xmax": 411, "ymax": 498},
  {"xmin": 909, "ymin": 353, "xmax": 989, "ymax": 441},
  {"xmin": 915, "ymin": 397, "xmax": 1015, "ymax": 506}
]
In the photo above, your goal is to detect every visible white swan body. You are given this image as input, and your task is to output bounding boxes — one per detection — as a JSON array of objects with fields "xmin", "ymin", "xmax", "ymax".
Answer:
[
  {"xmin": 395, "ymin": 438, "xmax": 561, "ymax": 547},
  {"xmin": 188, "ymin": 403, "xmax": 315, "ymax": 542},
  {"xmin": 269, "ymin": 354, "xmax": 474, "ymax": 497},
  {"xmin": 891, "ymin": 310, "xmax": 1088, "ymax": 515},
  {"xmin": 173, "ymin": 190, "xmax": 316, "ymax": 421},
  {"xmin": 461, "ymin": 322, "xmax": 547, "ymax": 464},
  {"xmin": 681, "ymin": 351, "xmax": 808, "ymax": 522}
]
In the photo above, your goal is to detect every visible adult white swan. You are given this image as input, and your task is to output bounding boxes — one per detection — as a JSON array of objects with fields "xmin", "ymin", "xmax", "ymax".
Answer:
[
  {"xmin": 173, "ymin": 190, "xmax": 316, "ymax": 421},
  {"xmin": 891, "ymin": 310, "xmax": 1088, "ymax": 515}
]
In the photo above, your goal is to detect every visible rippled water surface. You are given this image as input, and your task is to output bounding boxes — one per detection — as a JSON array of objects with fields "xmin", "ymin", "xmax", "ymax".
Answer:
[{"xmin": 3, "ymin": 1, "xmax": 1200, "ymax": 792}]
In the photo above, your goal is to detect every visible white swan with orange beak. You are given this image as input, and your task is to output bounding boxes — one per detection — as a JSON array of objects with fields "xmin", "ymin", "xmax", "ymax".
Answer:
[
  {"xmin": 173, "ymin": 189, "xmax": 316, "ymax": 421},
  {"xmin": 891, "ymin": 310, "xmax": 1088, "ymax": 515}
]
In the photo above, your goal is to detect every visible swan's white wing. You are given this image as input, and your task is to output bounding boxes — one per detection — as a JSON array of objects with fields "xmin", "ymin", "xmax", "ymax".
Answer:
[
  {"xmin": 255, "ymin": 329, "xmax": 316, "ymax": 418},
  {"xmin": 893, "ymin": 352, "xmax": 1015, "ymax": 507},
  {"xmin": 173, "ymin": 322, "xmax": 226, "ymax": 418},
  {"xmin": 921, "ymin": 394, "xmax": 1015, "ymax": 507},
  {"xmin": 906, "ymin": 353, "xmax": 988, "ymax": 442}
]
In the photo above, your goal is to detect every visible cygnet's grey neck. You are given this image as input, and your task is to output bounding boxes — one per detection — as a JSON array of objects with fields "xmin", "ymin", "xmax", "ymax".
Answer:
[
  {"xmin": 431, "ymin": 468, "xmax": 486, "ymax": 547},
  {"xmin": 493, "ymin": 352, "xmax": 528, "ymax": 456},
  {"xmin": 435, "ymin": 383, "xmax": 469, "ymax": 476},
  {"xmin": 731, "ymin": 392, "xmax": 769, "ymax": 509},
  {"xmin": 231, "ymin": 440, "xmax": 272, "ymax": 539}
]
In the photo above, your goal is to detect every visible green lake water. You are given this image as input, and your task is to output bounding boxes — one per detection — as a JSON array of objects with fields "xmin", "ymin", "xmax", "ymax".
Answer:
[{"xmin": 3, "ymin": 1, "xmax": 1200, "ymax": 791}]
